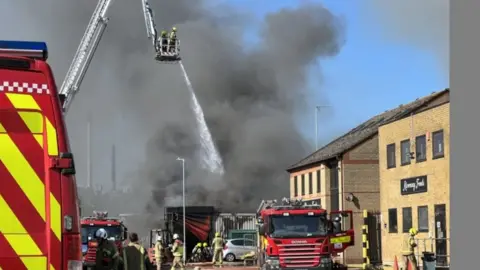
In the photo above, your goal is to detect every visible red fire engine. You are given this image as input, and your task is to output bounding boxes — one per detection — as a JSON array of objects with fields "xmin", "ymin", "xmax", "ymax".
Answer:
[
  {"xmin": 81, "ymin": 211, "xmax": 128, "ymax": 269},
  {"xmin": 256, "ymin": 198, "xmax": 354, "ymax": 270}
]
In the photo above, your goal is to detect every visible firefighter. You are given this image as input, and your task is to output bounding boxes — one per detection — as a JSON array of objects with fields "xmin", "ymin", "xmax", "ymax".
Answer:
[
  {"xmin": 160, "ymin": 30, "xmax": 168, "ymax": 53},
  {"xmin": 211, "ymin": 232, "xmax": 224, "ymax": 267},
  {"xmin": 94, "ymin": 228, "xmax": 120, "ymax": 270},
  {"xmin": 168, "ymin": 27, "xmax": 177, "ymax": 53},
  {"xmin": 402, "ymin": 228, "xmax": 419, "ymax": 270},
  {"xmin": 202, "ymin": 242, "xmax": 211, "ymax": 261},
  {"xmin": 154, "ymin": 234, "xmax": 164, "ymax": 270},
  {"xmin": 122, "ymin": 232, "xmax": 152, "ymax": 270},
  {"xmin": 170, "ymin": 233, "xmax": 184, "ymax": 270}
]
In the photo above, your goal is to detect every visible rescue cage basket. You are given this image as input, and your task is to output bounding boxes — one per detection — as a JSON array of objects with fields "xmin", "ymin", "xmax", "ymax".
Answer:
[{"xmin": 156, "ymin": 38, "xmax": 180, "ymax": 62}]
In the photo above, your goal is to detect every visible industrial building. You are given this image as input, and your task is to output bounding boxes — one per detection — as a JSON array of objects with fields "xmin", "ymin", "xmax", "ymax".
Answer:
[
  {"xmin": 378, "ymin": 89, "xmax": 450, "ymax": 267},
  {"xmin": 286, "ymin": 89, "xmax": 450, "ymax": 264}
]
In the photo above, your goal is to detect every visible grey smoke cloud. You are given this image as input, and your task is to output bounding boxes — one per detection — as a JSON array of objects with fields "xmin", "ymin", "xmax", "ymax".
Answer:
[
  {"xmin": 0, "ymin": 1, "xmax": 344, "ymax": 219},
  {"xmin": 360, "ymin": 0, "xmax": 449, "ymax": 75}
]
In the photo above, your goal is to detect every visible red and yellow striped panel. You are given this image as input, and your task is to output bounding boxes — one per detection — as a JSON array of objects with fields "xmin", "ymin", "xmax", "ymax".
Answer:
[{"xmin": 0, "ymin": 93, "xmax": 61, "ymax": 270}]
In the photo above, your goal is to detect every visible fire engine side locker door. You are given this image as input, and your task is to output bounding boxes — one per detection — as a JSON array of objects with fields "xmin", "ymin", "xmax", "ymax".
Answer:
[
  {"xmin": 0, "ymin": 107, "xmax": 49, "ymax": 269},
  {"xmin": 329, "ymin": 210, "xmax": 354, "ymax": 254}
]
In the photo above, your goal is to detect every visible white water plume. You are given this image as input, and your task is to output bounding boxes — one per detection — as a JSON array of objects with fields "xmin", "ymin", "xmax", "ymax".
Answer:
[{"xmin": 179, "ymin": 61, "xmax": 225, "ymax": 174}]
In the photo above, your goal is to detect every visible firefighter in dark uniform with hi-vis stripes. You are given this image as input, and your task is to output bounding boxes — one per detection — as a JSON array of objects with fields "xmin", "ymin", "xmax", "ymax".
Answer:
[{"xmin": 95, "ymin": 228, "xmax": 120, "ymax": 270}]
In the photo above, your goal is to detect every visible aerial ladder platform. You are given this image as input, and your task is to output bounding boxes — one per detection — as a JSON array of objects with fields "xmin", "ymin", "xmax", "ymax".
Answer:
[{"xmin": 59, "ymin": 0, "xmax": 181, "ymax": 113}]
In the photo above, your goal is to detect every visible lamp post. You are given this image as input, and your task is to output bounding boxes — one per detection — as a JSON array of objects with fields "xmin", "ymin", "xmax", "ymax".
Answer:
[
  {"xmin": 176, "ymin": 157, "xmax": 186, "ymax": 264},
  {"xmin": 315, "ymin": 105, "xmax": 331, "ymax": 150}
]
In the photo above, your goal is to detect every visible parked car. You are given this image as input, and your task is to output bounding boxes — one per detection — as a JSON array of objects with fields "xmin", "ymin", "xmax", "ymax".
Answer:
[{"xmin": 223, "ymin": 238, "xmax": 256, "ymax": 262}]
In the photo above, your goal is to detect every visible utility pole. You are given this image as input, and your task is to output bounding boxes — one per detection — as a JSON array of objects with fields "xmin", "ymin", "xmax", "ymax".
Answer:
[
  {"xmin": 315, "ymin": 105, "xmax": 331, "ymax": 150},
  {"xmin": 87, "ymin": 116, "xmax": 92, "ymax": 188},
  {"xmin": 112, "ymin": 144, "xmax": 116, "ymax": 192},
  {"xmin": 176, "ymin": 157, "xmax": 186, "ymax": 264}
]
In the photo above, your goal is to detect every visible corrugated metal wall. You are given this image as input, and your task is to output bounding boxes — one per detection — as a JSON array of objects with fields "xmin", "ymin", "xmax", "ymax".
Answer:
[{"xmin": 213, "ymin": 213, "xmax": 256, "ymax": 238}]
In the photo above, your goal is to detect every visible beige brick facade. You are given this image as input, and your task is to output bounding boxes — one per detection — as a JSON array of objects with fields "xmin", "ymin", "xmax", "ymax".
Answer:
[{"xmin": 378, "ymin": 101, "xmax": 450, "ymax": 265}]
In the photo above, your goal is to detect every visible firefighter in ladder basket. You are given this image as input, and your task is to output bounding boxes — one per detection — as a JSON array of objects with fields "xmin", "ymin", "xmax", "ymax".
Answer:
[
  {"xmin": 168, "ymin": 27, "xmax": 177, "ymax": 53},
  {"xmin": 160, "ymin": 30, "xmax": 168, "ymax": 54}
]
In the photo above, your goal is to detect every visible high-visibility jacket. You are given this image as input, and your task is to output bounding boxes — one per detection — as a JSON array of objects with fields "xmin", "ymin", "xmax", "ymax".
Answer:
[
  {"xmin": 95, "ymin": 240, "xmax": 120, "ymax": 270},
  {"xmin": 212, "ymin": 237, "xmax": 224, "ymax": 250},
  {"xmin": 122, "ymin": 242, "xmax": 150, "ymax": 270},
  {"xmin": 154, "ymin": 241, "xmax": 163, "ymax": 259},
  {"xmin": 402, "ymin": 234, "xmax": 416, "ymax": 255},
  {"xmin": 172, "ymin": 240, "xmax": 184, "ymax": 257}
]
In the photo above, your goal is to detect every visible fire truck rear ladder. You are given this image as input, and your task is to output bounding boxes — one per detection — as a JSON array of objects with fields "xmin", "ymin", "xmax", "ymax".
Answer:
[{"xmin": 58, "ymin": 0, "xmax": 180, "ymax": 113}]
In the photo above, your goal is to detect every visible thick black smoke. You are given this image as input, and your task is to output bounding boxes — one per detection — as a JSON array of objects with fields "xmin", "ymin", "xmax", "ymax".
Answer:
[{"xmin": 0, "ymin": 1, "xmax": 344, "ymax": 219}]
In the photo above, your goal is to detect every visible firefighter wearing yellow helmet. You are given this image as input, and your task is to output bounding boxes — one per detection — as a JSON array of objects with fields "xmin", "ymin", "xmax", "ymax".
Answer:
[
  {"xmin": 168, "ymin": 27, "xmax": 177, "ymax": 53},
  {"xmin": 402, "ymin": 228, "xmax": 419, "ymax": 270},
  {"xmin": 160, "ymin": 30, "xmax": 168, "ymax": 53},
  {"xmin": 211, "ymin": 232, "xmax": 224, "ymax": 267}
]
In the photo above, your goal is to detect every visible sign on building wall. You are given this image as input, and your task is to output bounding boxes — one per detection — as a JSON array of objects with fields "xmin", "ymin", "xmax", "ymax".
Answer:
[{"xmin": 400, "ymin": 175, "xmax": 428, "ymax": 195}]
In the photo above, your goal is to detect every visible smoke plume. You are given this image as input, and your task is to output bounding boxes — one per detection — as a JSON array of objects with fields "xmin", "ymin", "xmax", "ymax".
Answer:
[{"xmin": 0, "ymin": 1, "xmax": 344, "ymax": 217}]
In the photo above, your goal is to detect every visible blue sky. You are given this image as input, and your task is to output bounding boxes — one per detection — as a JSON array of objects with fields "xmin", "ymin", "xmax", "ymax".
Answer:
[{"xmin": 221, "ymin": 0, "xmax": 448, "ymax": 149}]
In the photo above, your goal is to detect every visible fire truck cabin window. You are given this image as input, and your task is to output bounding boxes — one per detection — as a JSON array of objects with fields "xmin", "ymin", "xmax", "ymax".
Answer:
[
  {"xmin": 81, "ymin": 226, "xmax": 123, "ymax": 243},
  {"xmin": 270, "ymin": 214, "xmax": 327, "ymax": 237}
]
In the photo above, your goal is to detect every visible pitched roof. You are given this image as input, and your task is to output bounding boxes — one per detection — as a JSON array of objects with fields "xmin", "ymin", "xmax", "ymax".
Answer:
[{"xmin": 287, "ymin": 89, "xmax": 449, "ymax": 172}]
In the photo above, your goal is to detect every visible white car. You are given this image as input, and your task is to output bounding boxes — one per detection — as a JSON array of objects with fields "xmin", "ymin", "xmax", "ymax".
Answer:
[{"xmin": 223, "ymin": 238, "xmax": 256, "ymax": 262}]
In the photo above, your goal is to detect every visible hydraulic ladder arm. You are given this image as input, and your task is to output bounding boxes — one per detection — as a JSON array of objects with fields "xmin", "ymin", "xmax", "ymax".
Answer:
[{"xmin": 58, "ymin": 0, "xmax": 115, "ymax": 113}]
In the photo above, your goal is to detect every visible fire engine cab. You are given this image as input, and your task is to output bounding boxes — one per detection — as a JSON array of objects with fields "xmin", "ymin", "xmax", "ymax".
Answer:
[
  {"xmin": 256, "ymin": 198, "xmax": 354, "ymax": 270},
  {"xmin": 81, "ymin": 211, "xmax": 128, "ymax": 270}
]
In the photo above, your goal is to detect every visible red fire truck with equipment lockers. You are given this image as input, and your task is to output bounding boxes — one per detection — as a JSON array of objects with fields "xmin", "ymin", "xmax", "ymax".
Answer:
[
  {"xmin": 0, "ymin": 0, "xmax": 179, "ymax": 269},
  {"xmin": 256, "ymin": 198, "xmax": 354, "ymax": 270},
  {"xmin": 81, "ymin": 211, "xmax": 128, "ymax": 269}
]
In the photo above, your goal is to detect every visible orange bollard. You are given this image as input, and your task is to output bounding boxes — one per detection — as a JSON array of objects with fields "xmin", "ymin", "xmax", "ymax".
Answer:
[{"xmin": 393, "ymin": 255, "xmax": 399, "ymax": 270}]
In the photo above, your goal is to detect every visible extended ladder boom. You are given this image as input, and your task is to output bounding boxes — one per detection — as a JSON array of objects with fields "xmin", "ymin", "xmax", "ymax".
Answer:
[
  {"xmin": 59, "ymin": 0, "xmax": 115, "ymax": 112},
  {"xmin": 141, "ymin": 0, "xmax": 158, "ymax": 51}
]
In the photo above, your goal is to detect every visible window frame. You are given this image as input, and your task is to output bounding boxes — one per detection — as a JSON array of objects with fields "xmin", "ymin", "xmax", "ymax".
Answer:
[
  {"xmin": 417, "ymin": 205, "xmax": 429, "ymax": 233},
  {"xmin": 415, "ymin": 135, "xmax": 427, "ymax": 162},
  {"xmin": 231, "ymin": 239, "xmax": 244, "ymax": 246},
  {"xmin": 402, "ymin": 207, "xmax": 413, "ymax": 233},
  {"xmin": 432, "ymin": 129, "xmax": 445, "ymax": 159},
  {"xmin": 388, "ymin": 208, "xmax": 398, "ymax": 233},
  {"xmin": 386, "ymin": 143, "xmax": 396, "ymax": 169},
  {"xmin": 316, "ymin": 170, "xmax": 321, "ymax": 193},
  {"xmin": 400, "ymin": 139, "xmax": 411, "ymax": 166},
  {"xmin": 301, "ymin": 174, "xmax": 305, "ymax": 196},
  {"xmin": 308, "ymin": 172, "xmax": 313, "ymax": 194},
  {"xmin": 293, "ymin": 176, "xmax": 298, "ymax": 197}
]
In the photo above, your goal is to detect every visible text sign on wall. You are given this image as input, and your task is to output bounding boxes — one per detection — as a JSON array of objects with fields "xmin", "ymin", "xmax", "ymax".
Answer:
[{"xmin": 401, "ymin": 175, "xmax": 428, "ymax": 195}]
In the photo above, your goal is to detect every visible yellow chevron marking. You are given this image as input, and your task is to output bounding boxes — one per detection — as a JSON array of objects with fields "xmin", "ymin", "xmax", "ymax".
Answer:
[
  {"xmin": 0, "ymin": 195, "xmax": 42, "ymax": 255},
  {"xmin": 21, "ymin": 256, "xmax": 47, "ymax": 270},
  {"xmin": 0, "ymin": 123, "xmax": 5, "ymax": 132},
  {"xmin": 18, "ymin": 111, "xmax": 43, "ymax": 133},
  {"xmin": 5, "ymin": 93, "xmax": 41, "ymax": 110},
  {"xmin": 50, "ymin": 193, "xmax": 61, "ymax": 239},
  {"xmin": 0, "ymin": 131, "xmax": 45, "ymax": 220},
  {"xmin": 34, "ymin": 134, "xmax": 44, "ymax": 147},
  {"xmin": 46, "ymin": 119, "xmax": 58, "ymax": 156},
  {"xmin": 49, "ymin": 263, "xmax": 56, "ymax": 270}
]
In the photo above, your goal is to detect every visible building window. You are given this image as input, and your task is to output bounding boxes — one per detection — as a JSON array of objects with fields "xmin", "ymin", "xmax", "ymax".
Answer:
[
  {"xmin": 388, "ymin": 208, "xmax": 398, "ymax": 233},
  {"xmin": 386, "ymin": 143, "xmax": 396, "ymax": 168},
  {"xmin": 301, "ymin": 174, "xmax": 305, "ymax": 196},
  {"xmin": 415, "ymin": 135, "xmax": 427, "ymax": 162},
  {"xmin": 308, "ymin": 172, "xmax": 313, "ymax": 194},
  {"xmin": 402, "ymin": 207, "xmax": 413, "ymax": 233},
  {"xmin": 418, "ymin": 206, "xmax": 429, "ymax": 232},
  {"xmin": 432, "ymin": 130, "xmax": 445, "ymax": 159},
  {"xmin": 401, "ymin": 139, "xmax": 411, "ymax": 165},
  {"xmin": 293, "ymin": 176, "xmax": 298, "ymax": 197},
  {"xmin": 316, "ymin": 170, "xmax": 321, "ymax": 193}
]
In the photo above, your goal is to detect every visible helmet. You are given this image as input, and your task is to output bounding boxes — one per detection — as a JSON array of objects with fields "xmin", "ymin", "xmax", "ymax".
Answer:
[
  {"xmin": 173, "ymin": 233, "xmax": 179, "ymax": 240},
  {"xmin": 156, "ymin": 235, "xmax": 162, "ymax": 242},
  {"xmin": 161, "ymin": 30, "xmax": 167, "ymax": 35},
  {"xmin": 172, "ymin": 27, "xmax": 177, "ymax": 32},
  {"xmin": 203, "ymin": 242, "xmax": 208, "ymax": 247},
  {"xmin": 196, "ymin": 243, "xmax": 202, "ymax": 247},
  {"xmin": 95, "ymin": 228, "xmax": 108, "ymax": 240},
  {"xmin": 409, "ymin": 228, "xmax": 418, "ymax": 236},
  {"xmin": 215, "ymin": 232, "xmax": 220, "ymax": 237}
]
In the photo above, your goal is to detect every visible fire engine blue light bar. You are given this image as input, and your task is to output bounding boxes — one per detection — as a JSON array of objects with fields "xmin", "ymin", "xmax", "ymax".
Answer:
[{"xmin": 0, "ymin": 40, "xmax": 48, "ymax": 60}]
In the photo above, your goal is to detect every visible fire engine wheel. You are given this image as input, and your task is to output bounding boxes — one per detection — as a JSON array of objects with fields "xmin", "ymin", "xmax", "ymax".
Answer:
[{"xmin": 225, "ymin": 253, "xmax": 236, "ymax": 262}]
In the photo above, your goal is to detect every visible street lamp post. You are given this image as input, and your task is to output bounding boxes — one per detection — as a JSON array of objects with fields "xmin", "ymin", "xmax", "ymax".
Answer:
[
  {"xmin": 176, "ymin": 157, "xmax": 186, "ymax": 264},
  {"xmin": 315, "ymin": 105, "xmax": 330, "ymax": 150}
]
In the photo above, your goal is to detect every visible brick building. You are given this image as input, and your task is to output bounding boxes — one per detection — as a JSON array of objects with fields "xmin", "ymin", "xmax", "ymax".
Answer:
[
  {"xmin": 378, "ymin": 89, "xmax": 450, "ymax": 267},
  {"xmin": 285, "ymin": 96, "xmax": 443, "ymax": 263}
]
